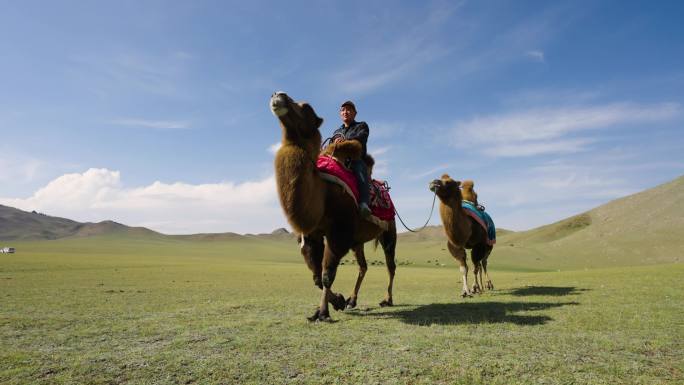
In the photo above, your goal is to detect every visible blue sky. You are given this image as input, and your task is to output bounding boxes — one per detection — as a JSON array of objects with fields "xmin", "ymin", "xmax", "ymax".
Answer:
[{"xmin": 1, "ymin": 0, "xmax": 682, "ymax": 234}]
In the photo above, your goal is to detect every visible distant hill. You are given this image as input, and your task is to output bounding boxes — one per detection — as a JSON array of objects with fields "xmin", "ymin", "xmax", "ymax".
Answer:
[
  {"xmin": 0, "ymin": 204, "xmax": 293, "ymax": 242},
  {"xmin": 0, "ymin": 205, "xmax": 81, "ymax": 240},
  {"xmin": 495, "ymin": 175, "xmax": 684, "ymax": 268},
  {"xmin": 0, "ymin": 205, "xmax": 163, "ymax": 241}
]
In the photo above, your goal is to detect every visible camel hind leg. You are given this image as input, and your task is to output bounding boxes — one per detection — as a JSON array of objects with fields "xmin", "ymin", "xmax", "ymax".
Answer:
[
  {"xmin": 345, "ymin": 245, "xmax": 367, "ymax": 309},
  {"xmin": 471, "ymin": 244, "xmax": 489, "ymax": 294},
  {"xmin": 447, "ymin": 241, "xmax": 472, "ymax": 298},
  {"xmin": 482, "ymin": 247, "xmax": 494, "ymax": 290},
  {"xmin": 378, "ymin": 221, "xmax": 397, "ymax": 307}
]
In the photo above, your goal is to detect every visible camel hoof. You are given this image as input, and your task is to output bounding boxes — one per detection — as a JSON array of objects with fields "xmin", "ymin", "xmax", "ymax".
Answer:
[
  {"xmin": 461, "ymin": 292, "xmax": 472, "ymax": 298},
  {"xmin": 331, "ymin": 293, "xmax": 346, "ymax": 311},
  {"xmin": 487, "ymin": 282, "xmax": 494, "ymax": 290},
  {"xmin": 307, "ymin": 309, "xmax": 334, "ymax": 322},
  {"xmin": 379, "ymin": 299, "xmax": 393, "ymax": 307},
  {"xmin": 307, "ymin": 309, "xmax": 321, "ymax": 322},
  {"xmin": 345, "ymin": 297, "xmax": 357, "ymax": 310}
]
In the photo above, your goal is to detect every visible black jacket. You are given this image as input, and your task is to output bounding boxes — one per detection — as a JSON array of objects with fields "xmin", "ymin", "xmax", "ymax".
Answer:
[{"xmin": 332, "ymin": 121, "xmax": 369, "ymax": 157}]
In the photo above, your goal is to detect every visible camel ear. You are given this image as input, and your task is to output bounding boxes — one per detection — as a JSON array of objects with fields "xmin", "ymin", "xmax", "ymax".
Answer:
[{"xmin": 441, "ymin": 173, "xmax": 451, "ymax": 180}]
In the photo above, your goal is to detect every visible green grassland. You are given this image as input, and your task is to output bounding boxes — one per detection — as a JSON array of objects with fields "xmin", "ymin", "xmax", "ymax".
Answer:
[{"xmin": 1, "ymin": 235, "xmax": 682, "ymax": 385}]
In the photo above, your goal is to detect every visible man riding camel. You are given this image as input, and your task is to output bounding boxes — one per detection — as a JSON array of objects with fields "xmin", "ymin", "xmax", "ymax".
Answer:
[{"xmin": 331, "ymin": 100, "xmax": 372, "ymax": 218}]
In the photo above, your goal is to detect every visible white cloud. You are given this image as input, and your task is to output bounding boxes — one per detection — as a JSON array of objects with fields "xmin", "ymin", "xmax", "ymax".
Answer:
[
  {"xmin": 111, "ymin": 118, "xmax": 191, "ymax": 130},
  {"xmin": 0, "ymin": 168, "xmax": 285, "ymax": 234},
  {"xmin": 450, "ymin": 102, "xmax": 681, "ymax": 157},
  {"xmin": 525, "ymin": 50, "xmax": 545, "ymax": 62}
]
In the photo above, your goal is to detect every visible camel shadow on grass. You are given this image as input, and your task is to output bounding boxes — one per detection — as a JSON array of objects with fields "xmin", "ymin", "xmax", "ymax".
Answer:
[
  {"xmin": 348, "ymin": 301, "xmax": 579, "ymax": 326},
  {"xmin": 502, "ymin": 286, "xmax": 590, "ymax": 297}
]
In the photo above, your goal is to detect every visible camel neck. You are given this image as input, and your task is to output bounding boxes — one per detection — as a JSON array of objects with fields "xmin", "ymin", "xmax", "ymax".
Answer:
[{"xmin": 275, "ymin": 144, "xmax": 325, "ymax": 234}]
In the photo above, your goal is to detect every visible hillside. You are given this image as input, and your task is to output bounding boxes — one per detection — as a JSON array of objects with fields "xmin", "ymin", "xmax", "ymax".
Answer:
[
  {"xmin": 0, "ymin": 205, "xmax": 81, "ymax": 240},
  {"xmin": 0, "ymin": 205, "xmax": 164, "ymax": 241},
  {"xmin": 495, "ymin": 175, "xmax": 684, "ymax": 269}
]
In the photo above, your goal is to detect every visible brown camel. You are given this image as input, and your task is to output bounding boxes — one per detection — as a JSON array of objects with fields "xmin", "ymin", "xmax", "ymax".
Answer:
[
  {"xmin": 270, "ymin": 92, "xmax": 396, "ymax": 321},
  {"xmin": 429, "ymin": 174, "xmax": 494, "ymax": 297}
]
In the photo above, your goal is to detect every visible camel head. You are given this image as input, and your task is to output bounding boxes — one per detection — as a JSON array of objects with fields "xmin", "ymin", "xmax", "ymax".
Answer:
[
  {"xmin": 429, "ymin": 174, "xmax": 462, "ymax": 202},
  {"xmin": 270, "ymin": 91, "xmax": 324, "ymax": 160}
]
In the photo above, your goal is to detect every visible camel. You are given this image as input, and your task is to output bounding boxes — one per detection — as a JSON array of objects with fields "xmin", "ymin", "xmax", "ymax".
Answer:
[
  {"xmin": 429, "ymin": 174, "xmax": 494, "ymax": 297},
  {"xmin": 270, "ymin": 91, "xmax": 396, "ymax": 321}
]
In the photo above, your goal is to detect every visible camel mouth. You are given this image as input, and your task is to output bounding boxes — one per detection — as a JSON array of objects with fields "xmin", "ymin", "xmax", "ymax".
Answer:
[
  {"xmin": 270, "ymin": 91, "xmax": 291, "ymax": 117},
  {"xmin": 429, "ymin": 179, "xmax": 442, "ymax": 192}
]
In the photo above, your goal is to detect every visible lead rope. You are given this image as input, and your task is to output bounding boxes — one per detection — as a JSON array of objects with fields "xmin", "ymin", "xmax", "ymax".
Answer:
[{"xmin": 393, "ymin": 191, "xmax": 437, "ymax": 233}]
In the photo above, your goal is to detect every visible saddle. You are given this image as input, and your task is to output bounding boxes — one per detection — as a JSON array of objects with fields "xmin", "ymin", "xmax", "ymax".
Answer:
[
  {"xmin": 461, "ymin": 201, "xmax": 496, "ymax": 246},
  {"xmin": 316, "ymin": 155, "xmax": 395, "ymax": 228}
]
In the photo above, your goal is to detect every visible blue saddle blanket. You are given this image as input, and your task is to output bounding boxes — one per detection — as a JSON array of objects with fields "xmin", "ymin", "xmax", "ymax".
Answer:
[{"xmin": 462, "ymin": 201, "xmax": 496, "ymax": 243}]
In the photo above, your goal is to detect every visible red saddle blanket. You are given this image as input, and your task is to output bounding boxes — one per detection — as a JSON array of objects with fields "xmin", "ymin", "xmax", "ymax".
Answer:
[{"xmin": 316, "ymin": 155, "xmax": 395, "ymax": 221}]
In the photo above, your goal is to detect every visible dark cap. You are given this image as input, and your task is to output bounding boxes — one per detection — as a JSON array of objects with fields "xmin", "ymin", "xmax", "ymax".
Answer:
[{"xmin": 340, "ymin": 100, "xmax": 356, "ymax": 112}]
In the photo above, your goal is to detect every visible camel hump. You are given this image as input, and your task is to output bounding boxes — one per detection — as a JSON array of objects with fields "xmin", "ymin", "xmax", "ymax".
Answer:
[
  {"xmin": 321, "ymin": 139, "xmax": 363, "ymax": 160},
  {"xmin": 461, "ymin": 180, "xmax": 478, "ymax": 204}
]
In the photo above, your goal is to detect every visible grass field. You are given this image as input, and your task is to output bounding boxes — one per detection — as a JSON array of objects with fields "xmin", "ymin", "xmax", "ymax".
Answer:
[{"xmin": 1, "ymin": 235, "xmax": 682, "ymax": 384}]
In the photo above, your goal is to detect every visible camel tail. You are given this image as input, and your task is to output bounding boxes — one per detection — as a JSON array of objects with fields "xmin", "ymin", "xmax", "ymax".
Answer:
[{"xmin": 373, "ymin": 238, "xmax": 380, "ymax": 251}]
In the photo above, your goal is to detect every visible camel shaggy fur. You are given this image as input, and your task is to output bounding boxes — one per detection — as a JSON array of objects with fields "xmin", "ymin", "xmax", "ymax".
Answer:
[
  {"xmin": 270, "ymin": 92, "xmax": 396, "ymax": 321},
  {"xmin": 461, "ymin": 180, "xmax": 478, "ymax": 205},
  {"xmin": 429, "ymin": 174, "xmax": 494, "ymax": 297}
]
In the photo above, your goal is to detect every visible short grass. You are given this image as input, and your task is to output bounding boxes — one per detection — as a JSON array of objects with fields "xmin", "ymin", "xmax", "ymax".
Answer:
[{"xmin": 1, "ymin": 236, "xmax": 682, "ymax": 384}]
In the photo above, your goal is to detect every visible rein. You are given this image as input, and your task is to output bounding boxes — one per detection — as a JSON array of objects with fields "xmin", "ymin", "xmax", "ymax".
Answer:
[{"xmin": 393, "ymin": 191, "xmax": 437, "ymax": 233}]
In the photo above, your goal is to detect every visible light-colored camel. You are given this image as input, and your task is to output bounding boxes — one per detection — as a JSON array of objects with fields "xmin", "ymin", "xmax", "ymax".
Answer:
[
  {"xmin": 270, "ymin": 92, "xmax": 396, "ymax": 321},
  {"xmin": 429, "ymin": 174, "xmax": 493, "ymax": 297}
]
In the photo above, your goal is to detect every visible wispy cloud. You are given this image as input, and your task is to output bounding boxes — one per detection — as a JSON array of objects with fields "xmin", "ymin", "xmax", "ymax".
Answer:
[
  {"xmin": 367, "ymin": 145, "xmax": 392, "ymax": 178},
  {"xmin": 330, "ymin": 3, "xmax": 459, "ymax": 94},
  {"xmin": 525, "ymin": 50, "xmax": 545, "ymax": 62},
  {"xmin": 410, "ymin": 163, "xmax": 452, "ymax": 180},
  {"xmin": 0, "ymin": 155, "xmax": 43, "ymax": 183},
  {"xmin": 0, "ymin": 168, "xmax": 284, "ymax": 234},
  {"xmin": 450, "ymin": 102, "xmax": 681, "ymax": 157},
  {"xmin": 69, "ymin": 51, "xmax": 193, "ymax": 97},
  {"xmin": 111, "ymin": 118, "xmax": 191, "ymax": 130}
]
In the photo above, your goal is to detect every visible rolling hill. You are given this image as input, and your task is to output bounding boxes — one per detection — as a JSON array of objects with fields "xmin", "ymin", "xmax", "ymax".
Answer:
[
  {"xmin": 0, "ymin": 204, "xmax": 294, "ymax": 242},
  {"xmin": 494, "ymin": 175, "xmax": 684, "ymax": 269},
  {"xmin": 2, "ymin": 175, "xmax": 683, "ymax": 270},
  {"xmin": 0, "ymin": 205, "xmax": 164, "ymax": 241}
]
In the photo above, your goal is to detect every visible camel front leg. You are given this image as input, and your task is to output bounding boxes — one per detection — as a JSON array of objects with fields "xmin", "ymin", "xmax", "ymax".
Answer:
[
  {"xmin": 448, "ymin": 242, "xmax": 472, "ymax": 298},
  {"xmin": 309, "ymin": 235, "xmax": 348, "ymax": 322},
  {"xmin": 346, "ymin": 245, "xmax": 367, "ymax": 309},
  {"xmin": 300, "ymin": 235, "xmax": 324, "ymax": 289}
]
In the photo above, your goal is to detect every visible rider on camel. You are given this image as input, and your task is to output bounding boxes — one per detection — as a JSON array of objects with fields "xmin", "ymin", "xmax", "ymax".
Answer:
[{"xmin": 331, "ymin": 100, "xmax": 372, "ymax": 218}]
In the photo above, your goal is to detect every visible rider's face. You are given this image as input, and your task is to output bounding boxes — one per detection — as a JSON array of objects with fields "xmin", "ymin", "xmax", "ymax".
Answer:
[{"xmin": 340, "ymin": 106, "xmax": 356, "ymax": 126}]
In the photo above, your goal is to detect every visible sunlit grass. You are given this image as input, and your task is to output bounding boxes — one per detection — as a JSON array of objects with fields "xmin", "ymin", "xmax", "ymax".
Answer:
[{"xmin": 1, "ymin": 237, "xmax": 682, "ymax": 384}]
